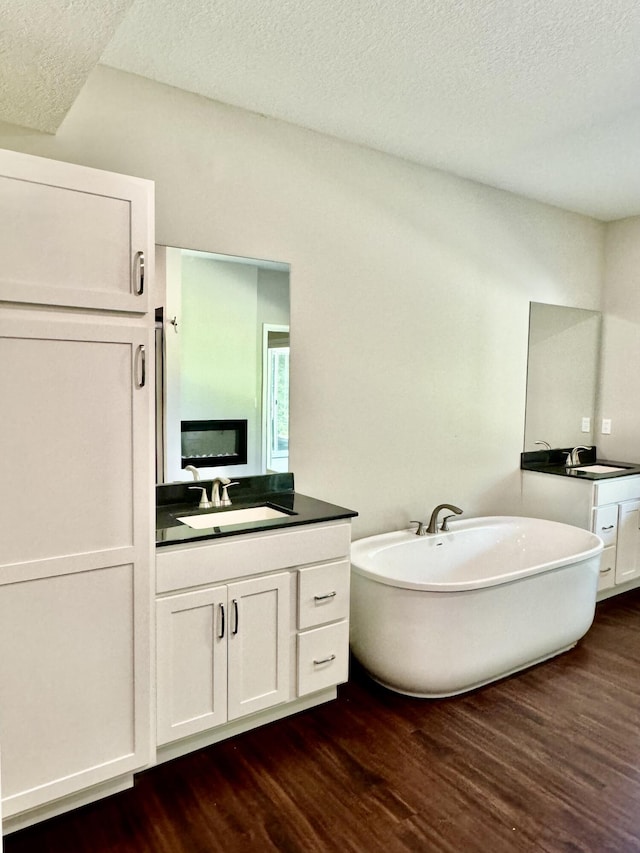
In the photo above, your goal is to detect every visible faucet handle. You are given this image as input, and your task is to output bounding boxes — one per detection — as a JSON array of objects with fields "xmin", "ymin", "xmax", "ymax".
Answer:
[
  {"xmin": 188, "ymin": 486, "xmax": 213, "ymax": 509},
  {"xmin": 220, "ymin": 481, "xmax": 240, "ymax": 507},
  {"xmin": 439, "ymin": 514, "xmax": 459, "ymax": 532},
  {"xmin": 410, "ymin": 520, "xmax": 427, "ymax": 536}
]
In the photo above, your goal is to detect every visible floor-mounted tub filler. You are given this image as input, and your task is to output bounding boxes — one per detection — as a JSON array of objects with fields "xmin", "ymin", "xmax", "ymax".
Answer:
[{"xmin": 350, "ymin": 516, "xmax": 604, "ymax": 698}]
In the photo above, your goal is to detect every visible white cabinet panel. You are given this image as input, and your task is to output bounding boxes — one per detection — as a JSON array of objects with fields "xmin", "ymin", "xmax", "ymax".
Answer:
[
  {"xmin": 0, "ymin": 320, "xmax": 149, "ymax": 567},
  {"xmin": 616, "ymin": 500, "xmax": 640, "ymax": 584},
  {"xmin": 298, "ymin": 560, "xmax": 350, "ymax": 629},
  {"xmin": 227, "ymin": 573, "xmax": 291, "ymax": 721},
  {"xmin": 0, "ymin": 150, "xmax": 152, "ymax": 313},
  {"xmin": 156, "ymin": 587, "xmax": 228, "ymax": 745},
  {"xmin": 298, "ymin": 622, "xmax": 349, "ymax": 697},
  {"xmin": 0, "ymin": 561, "xmax": 148, "ymax": 816}
]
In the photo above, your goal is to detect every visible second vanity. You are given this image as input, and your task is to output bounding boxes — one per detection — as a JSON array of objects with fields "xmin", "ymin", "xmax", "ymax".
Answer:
[
  {"xmin": 155, "ymin": 473, "xmax": 357, "ymax": 760},
  {"xmin": 521, "ymin": 448, "xmax": 640, "ymax": 598}
]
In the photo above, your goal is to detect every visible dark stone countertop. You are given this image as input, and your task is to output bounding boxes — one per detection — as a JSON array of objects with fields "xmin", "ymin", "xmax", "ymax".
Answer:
[
  {"xmin": 156, "ymin": 473, "xmax": 358, "ymax": 547},
  {"xmin": 520, "ymin": 446, "xmax": 640, "ymax": 480}
]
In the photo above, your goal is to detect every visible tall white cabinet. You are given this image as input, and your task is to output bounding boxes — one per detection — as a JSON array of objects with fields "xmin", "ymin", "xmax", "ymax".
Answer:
[{"xmin": 0, "ymin": 149, "xmax": 154, "ymax": 827}]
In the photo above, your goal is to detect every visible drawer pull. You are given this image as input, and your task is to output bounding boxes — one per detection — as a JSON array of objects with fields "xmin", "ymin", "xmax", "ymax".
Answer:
[
  {"xmin": 601, "ymin": 525, "xmax": 615, "ymax": 531},
  {"xmin": 313, "ymin": 654, "xmax": 336, "ymax": 666},
  {"xmin": 314, "ymin": 591, "xmax": 337, "ymax": 602},
  {"xmin": 232, "ymin": 599, "xmax": 239, "ymax": 635},
  {"xmin": 218, "ymin": 603, "xmax": 225, "ymax": 639},
  {"xmin": 600, "ymin": 567, "xmax": 613, "ymax": 574}
]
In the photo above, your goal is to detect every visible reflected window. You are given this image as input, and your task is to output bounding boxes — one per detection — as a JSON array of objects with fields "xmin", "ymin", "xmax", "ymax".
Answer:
[{"xmin": 264, "ymin": 327, "xmax": 289, "ymax": 472}]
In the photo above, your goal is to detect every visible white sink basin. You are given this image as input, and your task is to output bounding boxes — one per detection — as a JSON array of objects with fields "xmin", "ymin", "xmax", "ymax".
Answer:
[
  {"xmin": 573, "ymin": 464, "xmax": 629, "ymax": 474},
  {"xmin": 177, "ymin": 506, "xmax": 291, "ymax": 529}
]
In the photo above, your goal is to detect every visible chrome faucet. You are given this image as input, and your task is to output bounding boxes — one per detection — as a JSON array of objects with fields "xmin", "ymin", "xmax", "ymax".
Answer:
[
  {"xmin": 184, "ymin": 465, "xmax": 200, "ymax": 481},
  {"xmin": 567, "ymin": 446, "xmax": 591, "ymax": 467}
]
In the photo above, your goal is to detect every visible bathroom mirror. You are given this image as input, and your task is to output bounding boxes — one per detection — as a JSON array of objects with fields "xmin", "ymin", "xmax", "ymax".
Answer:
[
  {"xmin": 156, "ymin": 246, "xmax": 290, "ymax": 483},
  {"xmin": 523, "ymin": 302, "xmax": 602, "ymax": 452}
]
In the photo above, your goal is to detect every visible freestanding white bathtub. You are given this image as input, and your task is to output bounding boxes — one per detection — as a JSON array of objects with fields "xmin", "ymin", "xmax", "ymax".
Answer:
[{"xmin": 350, "ymin": 516, "xmax": 603, "ymax": 698}]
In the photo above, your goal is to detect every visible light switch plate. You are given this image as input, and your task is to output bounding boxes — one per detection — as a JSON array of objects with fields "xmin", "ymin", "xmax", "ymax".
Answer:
[{"xmin": 602, "ymin": 418, "xmax": 612, "ymax": 434}]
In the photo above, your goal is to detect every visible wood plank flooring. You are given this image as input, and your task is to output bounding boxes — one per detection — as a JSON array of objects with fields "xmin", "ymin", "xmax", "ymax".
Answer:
[{"xmin": 5, "ymin": 589, "xmax": 640, "ymax": 852}]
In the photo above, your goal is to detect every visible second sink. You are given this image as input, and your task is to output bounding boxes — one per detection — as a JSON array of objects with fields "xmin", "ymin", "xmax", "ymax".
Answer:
[{"xmin": 573, "ymin": 464, "xmax": 630, "ymax": 474}]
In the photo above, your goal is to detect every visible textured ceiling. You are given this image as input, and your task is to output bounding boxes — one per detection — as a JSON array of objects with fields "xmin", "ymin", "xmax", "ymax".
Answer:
[
  {"xmin": 4, "ymin": 0, "xmax": 640, "ymax": 220},
  {"xmin": 0, "ymin": 0, "xmax": 133, "ymax": 133}
]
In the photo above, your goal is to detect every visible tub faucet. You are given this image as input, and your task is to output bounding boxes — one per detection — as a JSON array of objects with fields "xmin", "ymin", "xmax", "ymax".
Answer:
[
  {"xmin": 567, "ymin": 446, "xmax": 591, "ymax": 467},
  {"xmin": 427, "ymin": 504, "xmax": 463, "ymax": 534}
]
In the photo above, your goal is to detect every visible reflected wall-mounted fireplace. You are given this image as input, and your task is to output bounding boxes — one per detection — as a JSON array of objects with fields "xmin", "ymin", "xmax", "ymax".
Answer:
[{"xmin": 181, "ymin": 419, "xmax": 248, "ymax": 468}]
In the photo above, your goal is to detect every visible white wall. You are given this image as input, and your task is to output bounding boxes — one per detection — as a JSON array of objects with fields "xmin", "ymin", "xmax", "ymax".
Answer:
[
  {"xmin": 598, "ymin": 217, "xmax": 640, "ymax": 462},
  {"xmin": 0, "ymin": 66, "xmax": 606, "ymax": 537}
]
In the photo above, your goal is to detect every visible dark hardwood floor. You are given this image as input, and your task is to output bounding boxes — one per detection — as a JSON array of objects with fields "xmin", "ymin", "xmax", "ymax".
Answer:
[{"xmin": 5, "ymin": 589, "xmax": 640, "ymax": 853}]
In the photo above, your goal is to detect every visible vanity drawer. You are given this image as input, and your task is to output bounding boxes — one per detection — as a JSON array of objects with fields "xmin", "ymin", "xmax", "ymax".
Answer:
[
  {"xmin": 592, "ymin": 505, "xmax": 618, "ymax": 546},
  {"xmin": 297, "ymin": 621, "xmax": 349, "ymax": 696},
  {"xmin": 298, "ymin": 560, "xmax": 350, "ymax": 629},
  {"xmin": 598, "ymin": 546, "xmax": 616, "ymax": 592}
]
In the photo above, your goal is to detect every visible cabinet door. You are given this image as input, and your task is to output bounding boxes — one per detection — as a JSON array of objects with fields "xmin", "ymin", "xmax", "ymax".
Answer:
[
  {"xmin": 0, "ymin": 561, "xmax": 147, "ymax": 817},
  {"xmin": 0, "ymin": 318, "xmax": 152, "ymax": 816},
  {"xmin": 156, "ymin": 587, "xmax": 228, "ymax": 745},
  {"xmin": 0, "ymin": 318, "xmax": 151, "ymax": 567},
  {"xmin": 0, "ymin": 149, "xmax": 152, "ymax": 313},
  {"xmin": 227, "ymin": 573, "xmax": 291, "ymax": 721},
  {"xmin": 615, "ymin": 500, "xmax": 640, "ymax": 584}
]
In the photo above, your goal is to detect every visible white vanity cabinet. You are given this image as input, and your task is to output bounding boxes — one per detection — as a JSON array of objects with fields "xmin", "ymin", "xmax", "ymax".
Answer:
[
  {"xmin": 157, "ymin": 572, "xmax": 291, "ymax": 745},
  {"xmin": 522, "ymin": 472, "xmax": 640, "ymax": 597},
  {"xmin": 155, "ymin": 520, "xmax": 352, "ymax": 753},
  {"xmin": 0, "ymin": 149, "xmax": 154, "ymax": 831}
]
